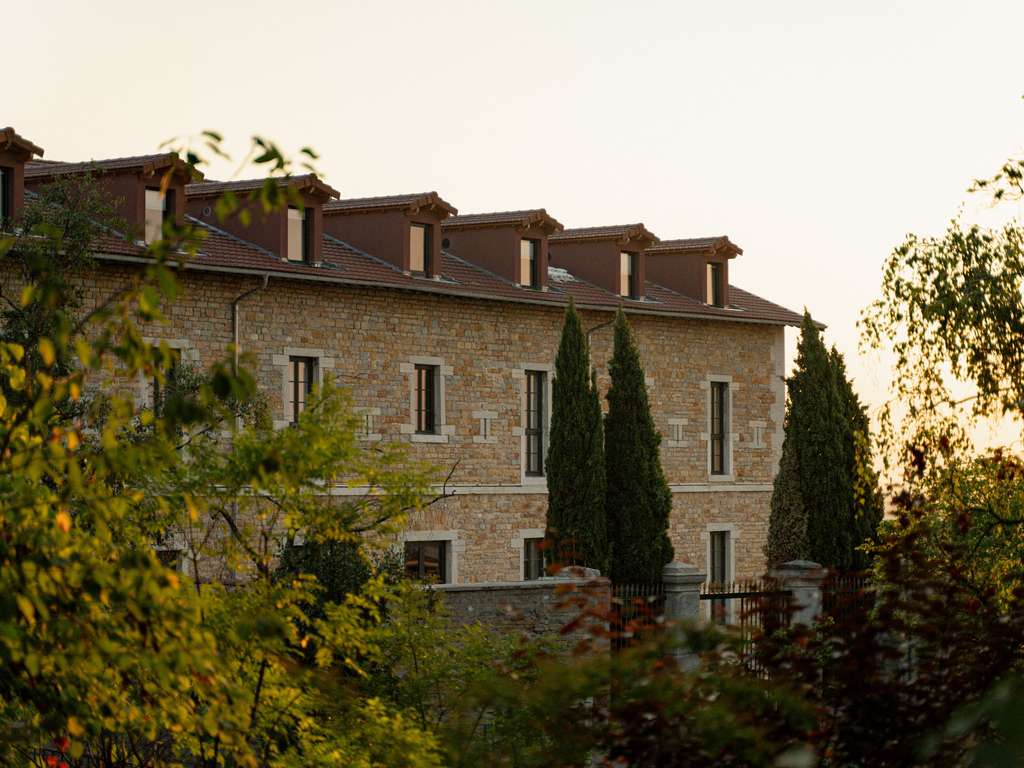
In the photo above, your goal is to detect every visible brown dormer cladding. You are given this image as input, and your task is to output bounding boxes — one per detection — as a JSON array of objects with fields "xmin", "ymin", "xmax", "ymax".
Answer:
[
  {"xmin": 645, "ymin": 236, "xmax": 742, "ymax": 307},
  {"xmin": 322, "ymin": 192, "xmax": 456, "ymax": 278},
  {"xmin": 442, "ymin": 209, "xmax": 563, "ymax": 290},
  {"xmin": 25, "ymin": 153, "xmax": 199, "ymax": 241},
  {"xmin": 186, "ymin": 174, "xmax": 339, "ymax": 265},
  {"xmin": 548, "ymin": 223, "xmax": 658, "ymax": 300},
  {"xmin": 0, "ymin": 128, "xmax": 45, "ymax": 227}
]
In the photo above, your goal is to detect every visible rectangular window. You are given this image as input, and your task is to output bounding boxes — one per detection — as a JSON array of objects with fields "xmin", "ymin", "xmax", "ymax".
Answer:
[
  {"xmin": 415, "ymin": 364, "xmax": 438, "ymax": 434},
  {"xmin": 157, "ymin": 548, "xmax": 184, "ymax": 571},
  {"xmin": 410, "ymin": 223, "xmax": 431, "ymax": 275},
  {"xmin": 710, "ymin": 381, "xmax": 729, "ymax": 475},
  {"xmin": 620, "ymin": 252, "xmax": 637, "ymax": 298},
  {"xmin": 520, "ymin": 239, "xmax": 540, "ymax": 288},
  {"xmin": 287, "ymin": 356, "xmax": 317, "ymax": 423},
  {"xmin": 144, "ymin": 188, "xmax": 171, "ymax": 244},
  {"xmin": 523, "ymin": 537, "xmax": 546, "ymax": 580},
  {"xmin": 151, "ymin": 347, "xmax": 181, "ymax": 415},
  {"xmin": 0, "ymin": 167, "xmax": 10, "ymax": 223},
  {"xmin": 707, "ymin": 262, "xmax": 723, "ymax": 307},
  {"xmin": 404, "ymin": 540, "xmax": 447, "ymax": 583},
  {"xmin": 709, "ymin": 530, "xmax": 731, "ymax": 624},
  {"xmin": 287, "ymin": 207, "xmax": 309, "ymax": 262},
  {"xmin": 525, "ymin": 370, "xmax": 546, "ymax": 476}
]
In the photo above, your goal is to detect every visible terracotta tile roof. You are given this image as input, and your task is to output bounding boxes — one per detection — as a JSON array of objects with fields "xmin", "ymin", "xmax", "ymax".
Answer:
[
  {"xmin": 443, "ymin": 209, "xmax": 563, "ymax": 232},
  {"xmin": 0, "ymin": 127, "xmax": 44, "ymax": 158},
  {"xmin": 550, "ymin": 223, "xmax": 658, "ymax": 245},
  {"xmin": 185, "ymin": 173, "xmax": 339, "ymax": 200},
  {"xmin": 324, "ymin": 191, "xmax": 457, "ymax": 217},
  {"xmin": 647, "ymin": 236, "xmax": 743, "ymax": 256},
  {"xmin": 25, "ymin": 153, "xmax": 199, "ymax": 179}
]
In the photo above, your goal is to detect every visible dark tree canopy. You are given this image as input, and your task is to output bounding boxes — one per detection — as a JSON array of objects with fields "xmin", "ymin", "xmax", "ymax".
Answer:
[
  {"xmin": 545, "ymin": 301, "xmax": 608, "ymax": 572},
  {"xmin": 603, "ymin": 309, "xmax": 673, "ymax": 582}
]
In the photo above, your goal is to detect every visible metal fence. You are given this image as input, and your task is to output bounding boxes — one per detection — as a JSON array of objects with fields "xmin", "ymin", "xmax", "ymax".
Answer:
[
  {"xmin": 822, "ymin": 571, "xmax": 874, "ymax": 625},
  {"xmin": 610, "ymin": 581, "xmax": 665, "ymax": 651},
  {"xmin": 700, "ymin": 577, "xmax": 792, "ymax": 675}
]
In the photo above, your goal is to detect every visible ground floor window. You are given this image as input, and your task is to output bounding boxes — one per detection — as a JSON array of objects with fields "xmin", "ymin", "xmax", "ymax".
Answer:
[
  {"xmin": 404, "ymin": 540, "xmax": 448, "ymax": 583},
  {"xmin": 523, "ymin": 537, "xmax": 546, "ymax": 580},
  {"xmin": 709, "ymin": 529, "xmax": 732, "ymax": 623}
]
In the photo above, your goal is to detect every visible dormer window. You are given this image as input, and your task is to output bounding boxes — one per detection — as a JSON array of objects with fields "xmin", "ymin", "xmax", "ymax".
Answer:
[
  {"xmin": 620, "ymin": 252, "xmax": 638, "ymax": 298},
  {"xmin": 520, "ymin": 239, "xmax": 540, "ymax": 288},
  {"xmin": 145, "ymin": 188, "xmax": 173, "ymax": 244},
  {"xmin": 287, "ymin": 206, "xmax": 310, "ymax": 262},
  {"xmin": 707, "ymin": 262, "xmax": 723, "ymax": 307},
  {"xmin": 0, "ymin": 167, "xmax": 10, "ymax": 223},
  {"xmin": 410, "ymin": 223, "xmax": 431, "ymax": 275}
]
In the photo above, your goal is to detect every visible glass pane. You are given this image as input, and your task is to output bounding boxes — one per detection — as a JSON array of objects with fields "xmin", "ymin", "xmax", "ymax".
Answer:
[
  {"xmin": 287, "ymin": 207, "xmax": 305, "ymax": 262},
  {"xmin": 410, "ymin": 224, "xmax": 426, "ymax": 273},
  {"xmin": 404, "ymin": 542, "xmax": 421, "ymax": 578},
  {"xmin": 620, "ymin": 252, "xmax": 631, "ymax": 296},
  {"xmin": 145, "ymin": 189, "xmax": 163, "ymax": 243},
  {"xmin": 520, "ymin": 239, "xmax": 538, "ymax": 287}
]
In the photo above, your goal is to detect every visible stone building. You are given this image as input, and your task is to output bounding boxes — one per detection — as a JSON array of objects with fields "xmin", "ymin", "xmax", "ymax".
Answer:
[{"xmin": 0, "ymin": 128, "xmax": 805, "ymax": 583}]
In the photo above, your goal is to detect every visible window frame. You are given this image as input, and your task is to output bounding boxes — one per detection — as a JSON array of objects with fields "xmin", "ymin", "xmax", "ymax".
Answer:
[
  {"xmin": 523, "ymin": 537, "xmax": 546, "ymax": 581},
  {"xmin": 620, "ymin": 251, "xmax": 637, "ymax": 298},
  {"xmin": 404, "ymin": 539, "xmax": 448, "ymax": 583},
  {"xmin": 708, "ymin": 529, "xmax": 732, "ymax": 624},
  {"xmin": 707, "ymin": 262, "xmax": 723, "ymax": 307},
  {"xmin": 710, "ymin": 380, "xmax": 729, "ymax": 476},
  {"xmin": 287, "ymin": 206, "xmax": 310, "ymax": 263},
  {"xmin": 414, "ymin": 363, "xmax": 438, "ymax": 434},
  {"xmin": 0, "ymin": 166, "xmax": 10, "ymax": 223},
  {"xmin": 287, "ymin": 355, "xmax": 318, "ymax": 424},
  {"xmin": 524, "ymin": 370, "xmax": 546, "ymax": 477},
  {"xmin": 151, "ymin": 347, "xmax": 182, "ymax": 416},
  {"xmin": 144, "ymin": 187, "xmax": 170, "ymax": 244},
  {"xmin": 520, "ymin": 238, "xmax": 540, "ymax": 288},
  {"xmin": 410, "ymin": 222, "xmax": 431, "ymax": 275}
]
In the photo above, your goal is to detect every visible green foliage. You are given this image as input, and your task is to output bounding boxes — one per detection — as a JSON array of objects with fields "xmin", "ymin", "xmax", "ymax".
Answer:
[
  {"xmin": 545, "ymin": 300, "xmax": 607, "ymax": 571},
  {"xmin": 604, "ymin": 309, "xmax": 673, "ymax": 582},
  {"xmin": 767, "ymin": 312, "xmax": 880, "ymax": 570}
]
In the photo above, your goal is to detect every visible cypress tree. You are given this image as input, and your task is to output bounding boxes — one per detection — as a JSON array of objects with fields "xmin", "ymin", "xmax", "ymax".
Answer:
[
  {"xmin": 545, "ymin": 300, "xmax": 608, "ymax": 572},
  {"xmin": 767, "ymin": 311, "xmax": 882, "ymax": 570},
  {"xmin": 604, "ymin": 309, "xmax": 674, "ymax": 582}
]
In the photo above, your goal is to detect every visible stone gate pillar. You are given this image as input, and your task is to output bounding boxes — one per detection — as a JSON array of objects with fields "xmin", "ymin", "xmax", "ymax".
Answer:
[
  {"xmin": 771, "ymin": 559, "xmax": 827, "ymax": 625},
  {"xmin": 662, "ymin": 561, "xmax": 706, "ymax": 669}
]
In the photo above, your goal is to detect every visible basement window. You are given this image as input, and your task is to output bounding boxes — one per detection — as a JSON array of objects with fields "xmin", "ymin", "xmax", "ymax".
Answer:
[
  {"xmin": 410, "ymin": 223, "xmax": 431, "ymax": 275},
  {"xmin": 287, "ymin": 207, "xmax": 309, "ymax": 262},
  {"xmin": 404, "ymin": 540, "xmax": 448, "ymax": 583}
]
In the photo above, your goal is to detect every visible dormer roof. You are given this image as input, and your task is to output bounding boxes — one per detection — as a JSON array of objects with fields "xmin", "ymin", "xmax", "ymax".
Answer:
[
  {"xmin": 26, "ymin": 152, "xmax": 200, "ymax": 181},
  {"xmin": 550, "ymin": 223, "xmax": 658, "ymax": 247},
  {"xmin": 324, "ymin": 191, "xmax": 457, "ymax": 217},
  {"xmin": 443, "ymin": 209, "xmax": 563, "ymax": 233},
  {"xmin": 186, "ymin": 173, "xmax": 338, "ymax": 201},
  {"xmin": 0, "ymin": 127, "xmax": 44, "ymax": 159},
  {"xmin": 647, "ymin": 236, "xmax": 743, "ymax": 257}
]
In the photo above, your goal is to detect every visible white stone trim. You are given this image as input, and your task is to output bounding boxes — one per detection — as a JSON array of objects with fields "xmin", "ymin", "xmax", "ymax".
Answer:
[
  {"xmin": 510, "ymin": 527, "xmax": 546, "ymax": 580},
  {"xmin": 356, "ymin": 406, "xmax": 382, "ymax": 442},
  {"xmin": 271, "ymin": 347, "xmax": 335, "ymax": 429},
  {"xmin": 321, "ymin": 482, "xmax": 772, "ymax": 496},
  {"xmin": 666, "ymin": 417, "xmax": 689, "ymax": 448},
  {"xmin": 702, "ymin": 522, "xmax": 739, "ymax": 622},
  {"xmin": 399, "ymin": 355, "xmax": 454, "ymax": 443},
  {"xmin": 514, "ymin": 363, "xmax": 553, "ymax": 485},
  {"xmin": 472, "ymin": 409, "xmax": 498, "ymax": 444},
  {"xmin": 748, "ymin": 420, "xmax": 767, "ymax": 449},
  {"xmin": 400, "ymin": 529, "xmax": 464, "ymax": 583},
  {"xmin": 704, "ymin": 374, "xmax": 735, "ymax": 481}
]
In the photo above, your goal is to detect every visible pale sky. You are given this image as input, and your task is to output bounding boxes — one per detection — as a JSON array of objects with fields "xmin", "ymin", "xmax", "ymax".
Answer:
[{"xmin": 8, "ymin": 0, "xmax": 1024, "ymax": 449}]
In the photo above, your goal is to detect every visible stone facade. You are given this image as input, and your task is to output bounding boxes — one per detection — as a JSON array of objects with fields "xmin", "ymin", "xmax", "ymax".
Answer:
[{"xmin": 65, "ymin": 260, "xmax": 785, "ymax": 582}]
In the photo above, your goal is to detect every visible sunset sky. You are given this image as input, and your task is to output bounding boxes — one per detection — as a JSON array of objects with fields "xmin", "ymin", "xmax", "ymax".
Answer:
[{"xmin": 9, "ymin": 0, "xmax": 1024, "ymax": 448}]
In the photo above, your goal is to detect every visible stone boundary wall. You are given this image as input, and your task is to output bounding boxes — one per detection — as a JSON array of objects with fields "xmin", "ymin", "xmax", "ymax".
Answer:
[{"xmin": 430, "ymin": 573, "xmax": 611, "ymax": 647}]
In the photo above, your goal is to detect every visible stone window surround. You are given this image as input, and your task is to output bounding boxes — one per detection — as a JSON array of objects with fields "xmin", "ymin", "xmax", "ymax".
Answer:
[
  {"xmin": 472, "ymin": 409, "xmax": 498, "ymax": 444},
  {"xmin": 511, "ymin": 363, "xmax": 553, "ymax": 486},
  {"xmin": 666, "ymin": 417, "xmax": 689, "ymax": 448},
  {"xmin": 154, "ymin": 529, "xmax": 191, "ymax": 575},
  {"xmin": 271, "ymin": 347, "xmax": 336, "ymax": 430},
  {"xmin": 138, "ymin": 337, "xmax": 198, "ymax": 408},
  {"xmin": 400, "ymin": 529, "xmax": 464, "ymax": 584},
  {"xmin": 510, "ymin": 527, "xmax": 545, "ymax": 580},
  {"xmin": 700, "ymin": 374, "xmax": 738, "ymax": 481},
  {"xmin": 399, "ymin": 355, "xmax": 455, "ymax": 443},
  {"xmin": 702, "ymin": 522, "xmax": 739, "ymax": 622},
  {"xmin": 356, "ymin": 406, "xmax": 383, "ymax": 443}
]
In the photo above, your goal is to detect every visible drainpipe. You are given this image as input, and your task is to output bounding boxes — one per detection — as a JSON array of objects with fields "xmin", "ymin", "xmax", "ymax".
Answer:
[
  {"xmin": 586, "ymin": 317, "xmax": 615, "ymax": 372},
  {"xmin": 231, "ymin": 274, "xmax": 269, "ymax": 374}
]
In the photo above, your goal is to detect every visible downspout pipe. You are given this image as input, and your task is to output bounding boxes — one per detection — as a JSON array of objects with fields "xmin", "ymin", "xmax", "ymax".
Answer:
[
  {"xmin": 586, "ymin": 317, "xmax": 615, "ymax": 372},
  {"xmin": 231, "ymin": 274, "xmax": 269, "ymax": 373}
]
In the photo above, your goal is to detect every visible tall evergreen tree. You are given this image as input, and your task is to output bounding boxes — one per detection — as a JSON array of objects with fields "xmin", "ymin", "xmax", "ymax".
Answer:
[
  {"xmin": 604, "ymin": 309, "xmax": 674, "ymax": 582},
  {"xmin": 767, "ymin": 311, "xmax": 882, "ymax": 570},
  {"xmin": 545, "ymin": 300, "xmax": 608, "ymax": 571}
]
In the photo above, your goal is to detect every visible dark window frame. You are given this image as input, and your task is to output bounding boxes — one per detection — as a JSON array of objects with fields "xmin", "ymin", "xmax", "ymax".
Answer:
[
  {"xmin": 523, "ymin": 537, "xmax": 546, "ymax": 580},
  {"xmin": 707, "ymin": 262, "xmax": 723, "ymax": 307},
  {"xmin": 287, "ymin": 206, "xmax": 311, "ymax": 263},
  {"xmin": 525, "ymin": 370, "xmax": 546, "ymax": 476},
  {"xmin": 521, "ymin": 238, "xmax": 540, "ymax": 288},
  {"xmin": 621, "ymin": 251, "xmax": 638, "ymax": 299},
  {"xmin": 710, "ymin": 381, "xmax": 728, "ymax": 475},
  {"xmin": 410, "ymin": 222, "xmax": 432, "ymax": 276},
  {"xmin": 0, "ymin": 166, "xmax": 11, "ymax": 224},
  {"xmin": 709, "ymin": 529, "xmax": 731, "ymax": 623},
  {"xmin": 415, "ymin": 364, "xmax": 438, "ymax": 434},
  {"xmin": 288, "ymin": 355, "xmax": 318, "ymax": 424},
  {"xmin": 404, "ymin": 540, "xmax": 448, "ymax": 583}
]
